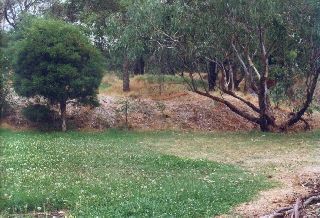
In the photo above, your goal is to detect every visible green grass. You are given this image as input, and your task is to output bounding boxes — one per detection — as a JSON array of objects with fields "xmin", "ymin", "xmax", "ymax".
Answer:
[
  {"xmin": 0, "ymin": 129, "xmax": 271, "ymax": 217},
  {"xmin": 99, "ymin": 82, "xmax": 111, "ymax": 93}
]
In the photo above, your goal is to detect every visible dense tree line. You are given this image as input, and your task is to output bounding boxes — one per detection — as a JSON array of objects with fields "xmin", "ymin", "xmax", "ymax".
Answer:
[{"xmin": 1, "ymin": 0, "xmax": 319, "ymax": 132}]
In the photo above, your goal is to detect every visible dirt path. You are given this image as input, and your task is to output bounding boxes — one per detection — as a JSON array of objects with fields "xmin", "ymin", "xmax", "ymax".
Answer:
[{"xmin": 237, "ymin": 147, "xmax": 319, "ymax": 217}]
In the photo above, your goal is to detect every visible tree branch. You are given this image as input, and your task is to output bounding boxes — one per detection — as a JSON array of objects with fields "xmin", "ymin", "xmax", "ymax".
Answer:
[
  {"xmin": 281, "ymin": 67, "xmax": 320, "ymax": 130},
  {"xmin": 247, "ymin": 54, "xmax": 261, "ymax": 79},
  {"xmin": 193, "ymin": 89, "xmax": 260, "ymax": 124},
  {"xmin": 223, "ymin": 90, "xmax": 260, "ymax": 114},
  {"xmin": 231, "ymin": 42, "xmax": 250, "ymax": 77}
]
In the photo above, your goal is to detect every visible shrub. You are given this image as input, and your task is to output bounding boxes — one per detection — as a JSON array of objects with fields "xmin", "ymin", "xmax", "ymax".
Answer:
[
  {"xmin": 22, "ymin": 104, "xmax": 55, "ymax": 123},
  {"xmin": 13, "ymin": 18, "xmax": 104, "ymax": 131},
  {"xmin": 0, "ymin": 30, "xmax": 10, "ymax": 118}
]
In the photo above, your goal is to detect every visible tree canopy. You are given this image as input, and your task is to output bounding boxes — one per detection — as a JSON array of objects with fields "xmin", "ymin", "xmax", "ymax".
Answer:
[
  {"xmin": 12, "ymin": 18, "xmax": 104, "ymax": 131},
  {"xmin": 111, "ymin": 0, "xmax": 320, "ymax": 131},
  {"xmin": 2, "ymin": 0, "xmax": 320, "ymax": 132}
]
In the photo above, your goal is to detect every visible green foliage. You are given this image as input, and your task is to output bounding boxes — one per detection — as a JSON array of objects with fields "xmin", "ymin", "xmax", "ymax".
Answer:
[
  {"xmin": 22, "ymin": 104, "xmax": 55, "ymax": 123},
  {"xmin": 269, "ymin": 67, "xmax": 293, "ymax": 107},
  {"xmin": 0, "ymin": 31, "xmax": 11, "ymax": 118},
  {"xmin": 12, "ymin": 18, "xmax": 104, "ymax": 106},
  {"xmin": 270, "ymin": 84, "xmax": 287, "ymax": 108},
  {"xmin": 63, "ymin": 0, "xmax": 121, "ymax": 51},
  {"xmin": 0, "ymin": 32, "xmax": 6, "ymax": 117},
  {"xmin": 106, "ymin": 0, "xmax": 320, "ymax": 93},
  {"xmin": 98, "ymin": 82, "xmax": 111, "ymax": 92},
  {"xmin": 116, "ymin": 98, "xmax": 134, "ymax": 129},
  {"xmin": 0, "ymin": 129, "xmax": 271, "ymax": 217}
]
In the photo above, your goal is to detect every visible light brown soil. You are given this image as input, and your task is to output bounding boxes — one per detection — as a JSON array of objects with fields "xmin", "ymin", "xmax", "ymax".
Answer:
[
  {"xmin": 4, "ymin": 79, "xmax": 320, "ymax": 132},
  {"xmin": 234, "ymin": 167, "xmax": 320, "ymax": 217}
]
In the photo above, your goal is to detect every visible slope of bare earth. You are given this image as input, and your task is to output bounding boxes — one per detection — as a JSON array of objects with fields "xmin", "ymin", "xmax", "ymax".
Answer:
[{"xmin": 4, "ymin": 88, "xmax": 320, "ymax": 133}]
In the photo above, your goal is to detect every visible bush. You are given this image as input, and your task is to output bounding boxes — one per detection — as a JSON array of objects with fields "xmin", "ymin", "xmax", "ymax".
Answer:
[
  {"xmin": 13, "ymin": 18, "xmax": 104, "ymax": 131},
  {"xmin": 0, "ymin": 30, "xmax": 10, "ymax": 118},
  {"xmin": 22, "ymin": 104, "xmax": 55, "ymax": 123}
]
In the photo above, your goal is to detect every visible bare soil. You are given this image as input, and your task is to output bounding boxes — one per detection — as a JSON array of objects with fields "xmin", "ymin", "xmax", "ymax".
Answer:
[
  {"xmin": 234, "ymin": 167, "xmax": 320, "ymax": 217},
  {"xmin": 4, "ymin": 90, "xmax": 320, "ymax": 133}
]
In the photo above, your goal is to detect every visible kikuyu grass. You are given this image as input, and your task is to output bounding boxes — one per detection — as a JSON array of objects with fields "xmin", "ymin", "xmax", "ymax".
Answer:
[{"xmin": 0, "ymin": 129, "xmax": 271, "ymax": 217}]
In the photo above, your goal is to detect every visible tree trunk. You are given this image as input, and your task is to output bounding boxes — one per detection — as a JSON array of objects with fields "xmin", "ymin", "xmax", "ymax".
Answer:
[
  {"xmin": 140, "ymin": 57, "xmax": 145, "ymax": 74},
  {"xmin": 258, "ymin": 28, "xmax": 275, "ymax": 132},
  {"xmin": 258, "ymin": 76, "xmax": 270, "ymax": 131},
  {"xmin": 208, "ymin": 60, "xmax": 217, "ymax": 91},
  {"xmin": 281, "ymin": 67, "xmax": 320, "ymax": 130},
  {"xmin": 160, "ymin": 59, "xmax": 167, "ymax": 75},
  {"xmin": 60, "ymin": 101, "xmax": 67, "ymax": 132},
  {"xmin": 231, "ymin": 43, "xmax": 253, "ymax": 93},
  {"xmin": 228, "ymin": 62, "xmax": 235, "ymax": 92},
  {"xmin": 220, "ymin": 65, "xmax": 228, "ymax": 91},
  {"xmin": 123, "ymin": 56, "xmax": 130, "ymax": 92},
  {"xmin": 244, "ymin": 70, "xmax": 253, "ymax": 93},
  {"xmin": 235, "ymin": 69, "xmax": 245, "ymax": 90},
  {"xmin": 133, "ymin": 56, "xmax": 145, "ymax": 75}
]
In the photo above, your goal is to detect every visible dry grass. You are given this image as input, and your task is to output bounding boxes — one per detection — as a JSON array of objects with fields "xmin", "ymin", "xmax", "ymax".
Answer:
[
  {"xmin": 142, "ymin": 131, "xmax": 320, "ymax": 216},
  {"xmin": 144, "ymin": 131, "xmax": 320, "ymax": 172},
  {"xmin": 0, "ymin": 122, "xmax": 29, "ymax": 131},
  {"xmin": 99, "ymin": 73, "xmax": 187, "ymax": 99}
]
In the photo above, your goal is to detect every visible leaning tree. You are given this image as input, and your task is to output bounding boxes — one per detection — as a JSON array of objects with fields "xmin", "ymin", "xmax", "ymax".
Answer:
[
  {"xmin": 198, "ymin": 0, "xmax": 320, "ymax": 132},
  {"xmin": 13, "ymin": 18, "xmax": 104, "ymax": 131},
  {"xmin": 138, "ymin": 0, "xmax": 320, "ymax": 132}
]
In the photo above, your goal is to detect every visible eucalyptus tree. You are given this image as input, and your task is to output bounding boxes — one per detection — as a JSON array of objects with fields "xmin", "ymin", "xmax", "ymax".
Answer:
[
  {"xmin": 141, "ymin": 0, "xmax": 320, "ymax": 132},
  {"xmin": 0, "ymin": 30, "xmax": 9, "ymax": 118},
  {"xmin": 194, "ymin": 0, "xmax": 320, "ymax": 131},
  {"xmin": 2, "ymin": 0, "xmax": 50, "ymax": 28},
  {"xmin": 58, "ymin": 0, "xmax": 137, "ymax": 91},
  {"xmin": 58, "ymin": 0, "xmax": 121, "ymax": 51},
  {"xmin": 106, "ymin": 0, "xmax": 180, "ymax": 91}
]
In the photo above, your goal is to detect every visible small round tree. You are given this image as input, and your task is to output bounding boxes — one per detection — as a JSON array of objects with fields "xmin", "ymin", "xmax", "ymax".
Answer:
[{"xmin": 13, "ymin": 18, "xmax": 104, "ymax": 131}]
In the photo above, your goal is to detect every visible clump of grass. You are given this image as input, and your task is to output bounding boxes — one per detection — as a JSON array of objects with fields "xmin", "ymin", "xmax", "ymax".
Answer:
[
  {"xmin": 98, "ymin": 73, "xmax": 209, "ymax": 98},
  {"xmin": 98, "ymin": 82, "xmax": 111, "ymax": 93},
  {"xmin": 0, "ymin": 129, "xmax": 271, "ymax": 217},
  {"xmin": 98, "ymin": 73, "xmax": 116, "ymax": 93},
  {"xmin": 136, "ymin": 74, "xmax": 208, "ymax": 88},
  {"xmin": 135, "ymin": 74, "xmax": 186, "ymax": 84}
]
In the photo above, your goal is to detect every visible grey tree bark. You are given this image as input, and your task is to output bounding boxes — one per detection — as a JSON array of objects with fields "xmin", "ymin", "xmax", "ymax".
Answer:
[{"xmin": 60, "ymin": 101, "xmax": 67, "ymax": 132}]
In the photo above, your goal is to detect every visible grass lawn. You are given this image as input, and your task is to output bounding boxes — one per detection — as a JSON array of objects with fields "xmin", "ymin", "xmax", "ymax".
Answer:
[
  {"xmin": 0, "ymin": 129, "xmax": 272, "ymax": 217},
  {"xmin": 146, "ymin": 131, "xmax": 320, "ymax": 174}
]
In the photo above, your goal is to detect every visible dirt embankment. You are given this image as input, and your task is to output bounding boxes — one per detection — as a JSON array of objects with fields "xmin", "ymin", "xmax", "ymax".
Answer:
[{"xmin": 3, "ymin": 86, "xmax": 320, "ymax": 132}]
